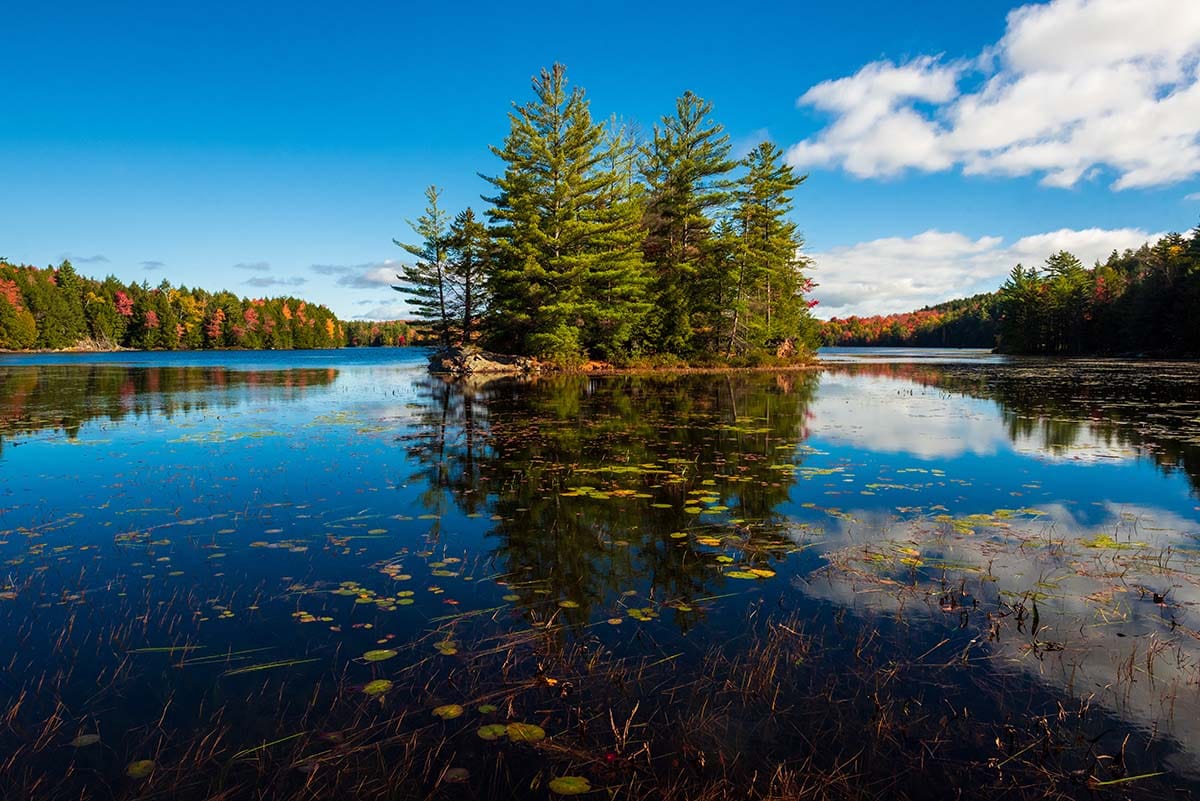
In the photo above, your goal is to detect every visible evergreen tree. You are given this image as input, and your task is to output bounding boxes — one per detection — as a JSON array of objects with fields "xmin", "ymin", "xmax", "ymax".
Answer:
[
  {"xmin": 393, "ymin": 186, "xmax": 453, "ymax": 346},
  {"xmin": 483, "ymin": 64, "xmax": 649, "ymax": 364},
  {"xmin": 639, "ymin": 91, "xmax": 736, "ymax": 355},
  {"xmin": 445, "ymin": 208, "xmax": 490, "ymax": 344},
  {"xmin": 724, "ymin": 142, "xmax": 812, "ymax": 355}
]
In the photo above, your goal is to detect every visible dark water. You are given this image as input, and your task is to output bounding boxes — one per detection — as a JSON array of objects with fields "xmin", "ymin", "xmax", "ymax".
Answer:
[{"xmin": 2, "ymin": 348, "xmax": 1199, "ymax": 799}]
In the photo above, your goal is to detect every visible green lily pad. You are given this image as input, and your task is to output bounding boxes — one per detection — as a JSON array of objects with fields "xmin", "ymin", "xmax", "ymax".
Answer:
[
  {"xmin": 444, "ymin": 767, "xmax": 470, "ymax": 783},
  {"xmin": 505, "ymin": 722, "xmax": 545, "ymax": 742},
  {"xmin": 70, "ymin": 734, "xmax": 101, "ymax": 747},
  {"xmin": 549, "ymin": 775, "xmax": 592, "ymax": 794},
  {"xmin": 725, "ymin": 570, "xmax": 759, "ymax": 579},
  {"xmin": 478, "ymin": 704, "xmax": 498, "ymax": 714},
  {"xmin": 125, "ymin": 760, "xmax": 155, "ymax": 779},
  {"xmin": 433, "ymin": 704, "xmax": 464, "ymax": 720},
  {"xmin": 557, "ymin": 600, "xmax": 580, "ymax": 609},
  {"xmin": 363, "ymin": 679, "xmax": 393, "ymax": 696},
  {"xmin": 477, "ymin": 723, "xmax": 508, "ymax": 740},
  {"xmin": 362, "ymin": 649, "xmax": 397, "ymax": 662}
]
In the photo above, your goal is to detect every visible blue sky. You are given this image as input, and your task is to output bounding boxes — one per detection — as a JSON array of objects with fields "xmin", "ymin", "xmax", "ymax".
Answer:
[{"xmin": 3, "ymin": 0, "xmax": 1198, "ymax": 319}]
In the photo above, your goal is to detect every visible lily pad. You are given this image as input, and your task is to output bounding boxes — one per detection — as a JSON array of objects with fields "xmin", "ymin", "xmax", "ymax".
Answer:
[
  {"xmin": 505, "ymin": 722, "xmax": 545, "ymax": 742},
  {"xmin": 362, "ymin": 649, "xmax": 397, "ymax": 662},
  {"xmin": 478, "ymin": 704, "xmax": 498, "ymax": 714},
  {"xmin": 444, "ymin": 767, "xmax": 470, "ymax": 783},
  {"xmin": 70, "ymin": 734, "xmax": 101, "ymax": 747},
  {"xmin": 549, "ymin": 775, "xmax": 592, "ymax": 795},
  {"xmin": 363, "ymin": 679, "xmax": 393, "ymax": 696},
  {"xmin": 433, "ymin": 704, "xmax": 465, "ymax": 720},
  {"xmin": 477, "ymin": 723, "xmax": 508, "ymax": 740},
  {"xmin": 125, "ymin": 760, "xmax": 155, "ymax": 779}
]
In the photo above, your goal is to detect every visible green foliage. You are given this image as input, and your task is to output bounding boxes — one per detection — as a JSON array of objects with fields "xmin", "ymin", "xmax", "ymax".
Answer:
[
  {"xmin": 393, "ymin": 186, "xmax": 453, "ymax": 347},
  {"xmin": 483, "ymin": 64, "xmax": 651, "ymax": 364},
  {"xmin": 640, "ymin": 91, "xmax": 737, "ymax": 355}
]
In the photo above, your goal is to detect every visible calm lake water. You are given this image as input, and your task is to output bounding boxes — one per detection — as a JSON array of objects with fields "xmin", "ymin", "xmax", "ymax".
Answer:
[{"xmin": 2, "ymin": 347, "xmax": 1199, "ymax": 799}]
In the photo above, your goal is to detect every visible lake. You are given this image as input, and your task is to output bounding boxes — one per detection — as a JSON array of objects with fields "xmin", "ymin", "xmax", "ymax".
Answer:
[{"xmin": 2, "ymin": 347, "xmax": 1199, "ymax": 799}]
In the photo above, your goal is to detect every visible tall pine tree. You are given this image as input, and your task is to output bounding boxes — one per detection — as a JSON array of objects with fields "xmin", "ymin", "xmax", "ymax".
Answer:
[
  {"xmin": 724, "ymin": 142, "xmax": 812, "ymax": 354},
  {"xmin": 483, "ymin": 64, "xmax": 648, "ymax": 364},
  {"xmin": 639, "ymin": 92, "xmax": 736, "ymax": 355},
  {"xmin": 393, "ymin": 186, "xmax": 453, "ymax": 346}
]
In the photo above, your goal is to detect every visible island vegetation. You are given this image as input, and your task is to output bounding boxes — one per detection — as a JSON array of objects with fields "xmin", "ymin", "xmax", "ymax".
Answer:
[{"xmin": 393, "ymin": 64, "xmax": 820, "ymax": 368}]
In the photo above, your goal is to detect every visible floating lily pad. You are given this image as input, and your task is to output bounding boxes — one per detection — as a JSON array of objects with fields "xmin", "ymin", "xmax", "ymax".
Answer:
[
  {"xmin": 725, "ymin": 570, "xmax": 759, "ymax": 579},
  {"xmin": 477, "ymin": 723, "xmax": 507, "ymax": 740},
  {"xmin": 125, "ymin": 760, "xmax": 155, "ymax": 779},
  {"xmin": 444, "ymin": 767, "xmax": 470, "ymax": 783},
  {"xmin": 433, "ymin": 704, "xmax": 464, "ymax": 720},
  {"xmin": 505, "ymin": 722, "xmax": 545, "ymax": 742},
  {"xmin": 362, "ymin": 649, "xmax": 397, "ymax": 662},
  {"xmin": 363, "ymin": 679, "xmax": 393, "ymax": 696},
  {"xmin": 478, "ymin": 704, "xmax": 498, "ymax": 714},
  {"xmin": 557, "ymin": 600, "xmax": 580, "ymax": 608},
  {"xmin": 549, "ymin": 775, "xmax": 592, "ymax": 795},
  {"xmin": 70, "ymin": 734, "xmax": 101, "ymax": 747}
]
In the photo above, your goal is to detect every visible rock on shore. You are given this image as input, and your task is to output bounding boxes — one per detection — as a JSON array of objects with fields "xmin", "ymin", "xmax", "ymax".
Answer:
[{"xmin": 428, "ymin": 346, "xmax": 538, "ymax": 375}]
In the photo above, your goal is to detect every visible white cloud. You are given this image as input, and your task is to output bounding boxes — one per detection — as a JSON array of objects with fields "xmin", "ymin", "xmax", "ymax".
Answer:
[
  {"xmin": 810, "ymin": 226, "xmax": 1159, "ymax": 318},
  {"xmin": 1186, "ymin": 192, "xmax": 1200, "ymax": 200},
  {"xmin": 788, "ymin": 0, "xmax": 1200, "ymax": 189},
  {"xmin": 310, "ymin": 260, "xmax": 405, "ymax": 289},
  {"xmin": 355, "ymin": 303, "xmax": 410, "ymax": 320}
]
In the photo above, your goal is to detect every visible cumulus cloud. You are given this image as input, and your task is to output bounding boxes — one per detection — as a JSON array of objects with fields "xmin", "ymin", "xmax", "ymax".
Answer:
[
  {"xmin": 233, "ymin": 261, "xmax": 271, "ymax": 272},
  {"xmin": 355, "ymin": 303, "xmax": 410, "ymax": 320},
  {"xmin": 244, "ymin": 276, "xmax": 306, "ymax": 288},
  {"xmin": 310, "ymin": 260, "xmax": 404, "ymax": 289},
  {"xmin": 810, "ymin": 226, "xmax": 1160, "ymax": 318},
  {"xmin": 788, "ymin": 0, "xmax": 1200, "ymax": 189}
]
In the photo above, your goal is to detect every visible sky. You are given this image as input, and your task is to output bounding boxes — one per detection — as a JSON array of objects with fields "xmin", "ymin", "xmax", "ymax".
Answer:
[{"xmin": 2, "ymin": 0, "xmax": 1199, "ymax": 321}]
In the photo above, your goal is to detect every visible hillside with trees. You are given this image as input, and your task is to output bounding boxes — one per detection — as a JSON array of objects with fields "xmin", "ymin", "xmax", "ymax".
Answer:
[
  {"xmin": 820, "ymin": 294, "xmax": 998, "ymax": 348},
  {"xmin": 995, "ymin": 227, "xmax": 1200, "ymax": 356},
  {"xmin": 820, "ymin": 224, "xmax": 1199, "ymax": 357},
  {"xmin": 0, "ymin": 260, "xmax": 345, "ymax": 350},
  {"xmin": 392, "ymin": 64, "xmax": 819, "ymax": 367}
]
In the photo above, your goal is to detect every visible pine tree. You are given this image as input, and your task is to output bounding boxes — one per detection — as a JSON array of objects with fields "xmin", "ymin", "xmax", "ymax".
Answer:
[
  {"xmin": 394, "ymin": 186, "xmax": 453, "ymax": 347},
  {"xmin": 445, "ymin": 208, "xmax": 490, "ymax": 344},
  {"xmin": 725, "ymin": 142, "xmax": 812, "ymax": 354},
  {"xmin": 639, "ymin": 92, "xmax": 736, "ymax": 355},
  {"xmin": 483, "ymin": 64, "xmax": 649, "ymax": 364}
]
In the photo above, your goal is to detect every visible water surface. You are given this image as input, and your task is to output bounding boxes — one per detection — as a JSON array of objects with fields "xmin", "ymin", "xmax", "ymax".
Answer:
[{"xmin": 2, "ymin": 348, "xmax": 1198, "ymax": 799}]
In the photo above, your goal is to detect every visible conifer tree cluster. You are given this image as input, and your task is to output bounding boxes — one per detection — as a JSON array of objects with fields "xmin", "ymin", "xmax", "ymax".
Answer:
[
  {"xmin": 393, "ymin": 64, "xmax": 818, "ymax": 365},
  {"xmin": 995, "ymin": 226, "xmax": 1200, "ymax": 356},
  {"xmin": 0, "ymin": 260, "xmax": 344, "ymax": 350}
]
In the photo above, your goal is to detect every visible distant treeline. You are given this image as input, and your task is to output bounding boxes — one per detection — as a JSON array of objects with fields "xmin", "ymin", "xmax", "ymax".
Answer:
[
  {"xmin": 0, "ymin": 259, "xmax": 423, "ymax": 351},
  {"xmin": 343, "ymin": 319, "xmax": 421, "ymax": 347},
  {"xmin": 820, "ymin": 224, "xmax": 1200, "ymax": 356},
  {"xmin": 995, "ymin": 227, "xmax": 1200, "ymax": 356},
  {"xmin": 820, "ymin": 294, "xmax": 998, "ymax": 348}
]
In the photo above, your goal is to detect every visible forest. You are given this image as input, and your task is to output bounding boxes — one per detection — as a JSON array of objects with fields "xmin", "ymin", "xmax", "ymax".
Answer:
[
  {"xmin": 821, "ymin": 224, "xmax": 1200, "ymax": 357},
  {"xmin": 0, "ymin": 259, "xmax": 344, "ymax": 350},
  {"xmin": 820, "ymin": 294, "xmax": 998, "ymax": 348},
  {"xmin": 994, "ymin": 226, "xmax": 1200, "ymax": 356},
  {"xmin": 0, "ymin": 259, "xmax": 423, "ymax": 351},
  {"xmin": 394, "ymin": 64, "xmax": 820, "ymax": 366}
]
